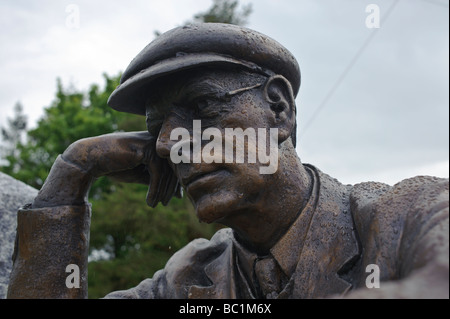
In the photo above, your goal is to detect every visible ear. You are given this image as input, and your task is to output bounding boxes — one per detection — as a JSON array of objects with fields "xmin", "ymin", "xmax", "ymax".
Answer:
[{"xmin": 263, "ymin": 75, "xmax": 296, "ymax": 143}]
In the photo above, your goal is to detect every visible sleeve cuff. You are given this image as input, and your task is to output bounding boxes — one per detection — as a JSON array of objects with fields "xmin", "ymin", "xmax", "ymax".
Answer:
[{"xmin": 7, "ymin": 204, "xmax": 91, "ymax": 299}]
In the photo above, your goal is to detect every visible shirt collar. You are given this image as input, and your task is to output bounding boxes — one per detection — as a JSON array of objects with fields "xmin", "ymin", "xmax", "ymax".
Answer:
[{"xmin": 233, "ymin": 165, "xmax": 319, "ymax": 279}]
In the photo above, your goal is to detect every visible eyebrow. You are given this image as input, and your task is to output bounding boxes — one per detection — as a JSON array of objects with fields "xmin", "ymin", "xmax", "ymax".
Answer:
[{"xmin": 179, "ymin": 78, "xmax": 224, "ymax": 101}]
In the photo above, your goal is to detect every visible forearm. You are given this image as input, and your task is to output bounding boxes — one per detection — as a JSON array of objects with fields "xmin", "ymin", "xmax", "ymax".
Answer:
[
  {"xmin": 343, "ymin": 198, "xmax": 449, "ymax": 299},
  {"xmin": 340, "ymin": 257, "xmax": 449, "ymax": 299}
]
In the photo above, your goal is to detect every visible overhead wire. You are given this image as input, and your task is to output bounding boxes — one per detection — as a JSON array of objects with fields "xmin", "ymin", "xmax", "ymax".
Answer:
[{"xmin": 300, "ymin": 0, "xmax": 400, "ymax": 139}]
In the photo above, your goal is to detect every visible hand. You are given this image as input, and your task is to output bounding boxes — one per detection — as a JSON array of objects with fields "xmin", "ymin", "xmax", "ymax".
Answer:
[{"xmin": 33, "ymin": 131, "xmax": 181, "ymax": 208}]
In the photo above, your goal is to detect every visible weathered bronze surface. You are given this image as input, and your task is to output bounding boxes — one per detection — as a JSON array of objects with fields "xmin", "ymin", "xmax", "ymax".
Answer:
[{"xmin": 7, "ymin": 23, "xmax": 449, "ymax": 299}]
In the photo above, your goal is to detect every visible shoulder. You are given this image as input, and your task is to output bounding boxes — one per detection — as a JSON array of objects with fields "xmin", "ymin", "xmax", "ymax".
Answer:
[
  {"xmin": 351, "ymin": 175, "xmax": 448, "ymax": 224},
  {"xmin": 349, "ymin": 175, "xmax": 448, "ymax": 279}
]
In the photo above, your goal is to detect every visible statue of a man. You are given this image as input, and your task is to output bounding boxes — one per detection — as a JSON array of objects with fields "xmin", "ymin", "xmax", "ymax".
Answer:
[{"xmin": 7, "ymin": 23, "xmax": 449, "ymax": 299}]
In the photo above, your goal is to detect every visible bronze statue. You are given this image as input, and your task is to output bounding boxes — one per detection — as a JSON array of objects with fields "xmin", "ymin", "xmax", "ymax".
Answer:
[{"xmin": 7, "ymin": 23, "xmax": 449, "ymax": 299}]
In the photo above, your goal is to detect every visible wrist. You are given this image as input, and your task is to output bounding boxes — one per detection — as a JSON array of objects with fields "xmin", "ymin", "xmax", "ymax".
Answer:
[{"xmin": 32, "ymin": 155, "xmax": 94, "ymax": 208}]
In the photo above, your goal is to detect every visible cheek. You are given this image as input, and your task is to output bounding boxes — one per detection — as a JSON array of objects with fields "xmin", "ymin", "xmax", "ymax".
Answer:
[
  {"xmin": 220, "ymin": 98, "xmax": 268, "ymax": 129},
  {"xmin": 228, "ymin": 162, "xmax": 266, "ymax": 194}
]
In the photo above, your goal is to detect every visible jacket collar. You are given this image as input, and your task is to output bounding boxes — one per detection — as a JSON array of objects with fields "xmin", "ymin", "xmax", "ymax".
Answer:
[
  {"xmin": 270, "ymin": 165, "xmax": 320, "ymax": 277},
  {"xmin": 278, "ymin": 165, "xmax": 361, "ymax": 298}
]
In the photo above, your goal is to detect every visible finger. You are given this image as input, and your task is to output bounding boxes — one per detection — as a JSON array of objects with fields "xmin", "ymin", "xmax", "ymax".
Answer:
[
  {"xmin": 146, "ymin": 162, "xmax": 162, "ymax": 208},
  {"xmin": 153, "ymin": 162, "xmax": 170, "ymax": 206},
  {"xmin": 145, "ymin": 145, "xmax": 164, "ymax": 207},
  {"xmin": 147, "ymin": 175, "xmax": 162, "ymax": 208},
  {"xmin": 161, "ymin": 168, "xmax": 179, "ymax": 206}
]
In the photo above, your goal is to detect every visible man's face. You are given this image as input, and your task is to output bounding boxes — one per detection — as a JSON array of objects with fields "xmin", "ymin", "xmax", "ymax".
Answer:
[{"xmin": 146, "ymin": 69, "xmax": 279, "ymax": 225}]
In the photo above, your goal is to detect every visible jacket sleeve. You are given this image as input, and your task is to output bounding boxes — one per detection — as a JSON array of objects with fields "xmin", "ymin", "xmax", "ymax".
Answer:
[
  {"xmin": 7, "ymin": 204, "xmax": 91, "ymax": 299},
  {"xmin": 347, "ymin": 176, "xmax": 449, "ymax": 299},
  {"xmin": 396, "ymin": 177, "xmax": 449, "ymax": 298}
]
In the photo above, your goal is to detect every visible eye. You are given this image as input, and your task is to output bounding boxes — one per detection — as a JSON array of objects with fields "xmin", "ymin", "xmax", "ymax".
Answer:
[
  {"xmin": 196, "ymin": 99, "xmax": 210, "ymax": 112},
  {"xmin": 191, "ymin": 97, "xmax": 221, "ymax": 118},
  {"xmin": 182, "ymin": 91, "xmax": 227, "ymax": 119}
]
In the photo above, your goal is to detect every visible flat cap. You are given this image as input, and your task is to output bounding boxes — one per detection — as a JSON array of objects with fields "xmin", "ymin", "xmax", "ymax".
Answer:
[{"xmin": 108, "ymin": 23, "xmax": 301, "ymax": 115}]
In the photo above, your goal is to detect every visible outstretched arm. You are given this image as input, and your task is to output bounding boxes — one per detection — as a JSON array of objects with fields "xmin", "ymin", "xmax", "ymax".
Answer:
[{"xmin": 343, "ymin": 177, "xmax": 449, "ymax": 299}]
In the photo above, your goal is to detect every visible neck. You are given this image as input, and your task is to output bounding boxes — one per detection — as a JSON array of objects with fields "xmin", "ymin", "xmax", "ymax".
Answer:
[{"xmin": 221, "ymin": 144, "xmax": 312, "ymax": 255}]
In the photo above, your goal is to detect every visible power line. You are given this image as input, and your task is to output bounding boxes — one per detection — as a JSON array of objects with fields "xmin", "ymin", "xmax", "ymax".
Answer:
[
  {"xmin": 300, "ymin": 0, "xmax": 400, "ymax": 138},
  {"xmin": 420, "ymin": 0, "xmax": 449, "ymax": 8}
]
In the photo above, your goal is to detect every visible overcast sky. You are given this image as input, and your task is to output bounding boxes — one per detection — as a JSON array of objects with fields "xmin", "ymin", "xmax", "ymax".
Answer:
[{"xmin": 0, "ymin": 0, "xmax": 448, "ymax": 185}]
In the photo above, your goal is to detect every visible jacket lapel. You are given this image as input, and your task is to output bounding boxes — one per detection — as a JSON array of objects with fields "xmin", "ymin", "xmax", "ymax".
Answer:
[{"xmin": 279, "ymin": 168, "xmax": 361, "ymax": 299}]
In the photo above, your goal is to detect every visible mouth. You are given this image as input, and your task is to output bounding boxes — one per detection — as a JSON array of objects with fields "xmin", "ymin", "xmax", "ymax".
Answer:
[{"xmin": 182, "ymin": 169, "xmax": 228, "ymax": 189}]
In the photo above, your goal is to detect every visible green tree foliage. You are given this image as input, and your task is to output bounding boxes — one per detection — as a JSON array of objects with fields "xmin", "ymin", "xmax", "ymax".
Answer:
[
  {"xmin": 0, "ymin": 74, "xmax": 141, "ymax": 191},
  {"xmin": 192, "ymin": 0, "xmax": 252, "ymax": 25},
  {"xmin": 154, "ymin": 0, "xmax": 252, "ymax": 36},
  {"xmin": 88, "ymin": 183, "xmax": 217, "ymax": 298},
  {"xmin": 0, "ymin": 102, "xmax": 27, "ymax": 167},
  {"xmin": 0, "ymin": 0, "xmax": 251, "ymax": 299}
]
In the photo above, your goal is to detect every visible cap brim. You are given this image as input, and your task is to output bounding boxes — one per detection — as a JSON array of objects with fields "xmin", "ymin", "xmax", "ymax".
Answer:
[{"xmin": 107, "ymin": 53, "xmax": 270, "ymax": 115}]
